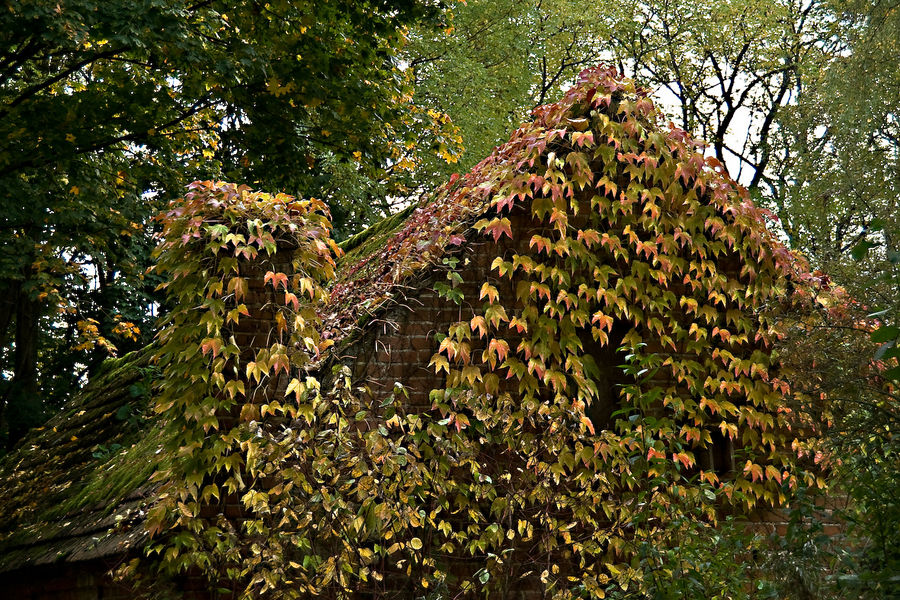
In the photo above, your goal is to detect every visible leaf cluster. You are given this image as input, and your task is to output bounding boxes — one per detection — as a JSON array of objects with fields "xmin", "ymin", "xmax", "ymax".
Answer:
[{"xmin": 145, "ymin": 181, "xmax": 343, "ymax": 594}]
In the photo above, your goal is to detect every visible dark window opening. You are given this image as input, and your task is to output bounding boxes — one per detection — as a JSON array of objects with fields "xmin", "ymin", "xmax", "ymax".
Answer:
[
  {"xmin": 697, "ymin": 427, "xmax": 735, "ymax": 476},
  {"xmin": 580, "ymin": 320, "xmax": 632, "ymax": 431}
]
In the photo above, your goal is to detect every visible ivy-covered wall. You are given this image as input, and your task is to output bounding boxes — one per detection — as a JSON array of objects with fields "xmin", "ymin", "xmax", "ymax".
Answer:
[
  {"xmin": 0, "ymin": 67, "xmax": 832, "ymax": 600},
  {"xmin": 304, "ymin": 66, "xmax": 824, "ymax": 599}
]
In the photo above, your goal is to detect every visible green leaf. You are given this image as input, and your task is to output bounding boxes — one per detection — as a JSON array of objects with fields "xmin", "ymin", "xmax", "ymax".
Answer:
[
  {"xmin": 850, "ymin": 241, "xmax": 875, "ymax": 261},
  {"xmin": 871, "ymin": 325, "xmax": 898, "ymax": 343},
  {"xmin": 881, "ymin": 365, "xmax": 900, "ymax": 381}
]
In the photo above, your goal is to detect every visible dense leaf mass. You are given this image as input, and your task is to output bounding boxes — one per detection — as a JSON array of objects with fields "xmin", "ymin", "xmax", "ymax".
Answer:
[{"xmin": 138, "ymin": 68, "xmax": 825, "ymax": 599}]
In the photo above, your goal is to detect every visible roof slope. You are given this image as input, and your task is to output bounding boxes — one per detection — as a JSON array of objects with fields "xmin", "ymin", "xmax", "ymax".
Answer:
[{"xmin": 0, "ymin": 346, "xmax": 161, "ymax": 571}]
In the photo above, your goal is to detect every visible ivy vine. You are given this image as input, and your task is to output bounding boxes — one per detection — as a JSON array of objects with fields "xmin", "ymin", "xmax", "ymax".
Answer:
[{"xmin": 138, "ymin": 67, "xmax": 822, "ymax": 599}]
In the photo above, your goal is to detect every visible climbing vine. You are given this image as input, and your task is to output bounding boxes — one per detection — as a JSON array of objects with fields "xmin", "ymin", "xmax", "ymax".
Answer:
[
  {"xmin": 140, "ymin": 67, "xmax": 823, "ymax": 599},
  {"xmin": 416, "ymin": 66, "xmax": 821, "ymax": 597},
  {"xmin": 145, "ymin": 181, "xmax": 343, "ymax": 594}
]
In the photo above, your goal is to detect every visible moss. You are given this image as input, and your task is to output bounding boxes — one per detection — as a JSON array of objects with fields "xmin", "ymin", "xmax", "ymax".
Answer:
[
  {"xmin": 337, "ymin": 203, "xmax": 417, "ymax": 271},
  {"xmin": 47, "ymin": 351, "xmax": 162, "ymax": 518},
  {"xmin": 91, "ymin": 348, "xmax": 140, "ymax": 379},
  {"xmin": 0, "ymin": 344, "xmax": 162, "ymax": 550},
  {"xmin": 49, "ymin": 425, "xmax": 165, "ymax": 519}
]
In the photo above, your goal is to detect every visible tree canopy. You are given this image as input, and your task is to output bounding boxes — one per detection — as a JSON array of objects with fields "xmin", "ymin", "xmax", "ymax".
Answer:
[{"xmin": 0, "ymin": 0, "xmax": 454, "ymax": 445}]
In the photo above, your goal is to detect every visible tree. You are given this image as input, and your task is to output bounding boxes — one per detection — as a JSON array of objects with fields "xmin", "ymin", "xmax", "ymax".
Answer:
[
  {"xmin": 767, "ymin": 5, "xmax": 900, "ymax": 592},
  {"xmin": 0, "ymin": 0, "xmax": 451, "ymax": 446},
  {"xmin": 406, "ymin": 0, "xmax": 612, "ymax": 183},
  {"xmin": 773, "ymin": 0, "xmax": 900, "ymax": 303}
]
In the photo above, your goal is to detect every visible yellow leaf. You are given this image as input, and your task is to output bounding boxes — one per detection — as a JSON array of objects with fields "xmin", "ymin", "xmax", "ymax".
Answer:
[
  {"xmin": 479, "ymin": 282, "xmax": 499, "ymax": 304},
  {"xmin": 429, "ymin": 354, "xmax": 449, "ymax": 374},
  {"xmin": 410, "ymin": 537, "xmax": 423, "ymax": 550}
]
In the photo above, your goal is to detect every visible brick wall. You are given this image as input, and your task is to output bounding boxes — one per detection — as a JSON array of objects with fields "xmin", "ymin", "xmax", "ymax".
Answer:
[
  {"xmin": 341, "ymin": 206, "xmax": 539, "ymax": 411},
  {"xmin": 747, "ymin": 493, "xmax": 850, "ymax": 539}
]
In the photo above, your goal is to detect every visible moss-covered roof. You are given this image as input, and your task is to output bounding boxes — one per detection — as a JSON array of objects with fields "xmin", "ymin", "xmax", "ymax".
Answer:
[{"xmin": 0, "ymin": 346, "xmax": 163, "ymax": 572}]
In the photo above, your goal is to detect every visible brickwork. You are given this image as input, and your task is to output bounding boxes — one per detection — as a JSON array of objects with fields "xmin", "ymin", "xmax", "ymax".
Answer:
[
  {"xmin": 221, "ymin": 246, "xmax": 297, "ymax": 429},
  {"xmin": 747, "ymin": 493, "xmax": 850, "ymax": 539},
  {"xmin": 323, "ymin": 208, "xmax": 546, "ymax": 597},
  {"xmin": 0, "ymin": 561, "xmax": 224, "ymax": 600},
  {"xmin": 340, "ymin": 206, "xmax": 539, "ymax": 412}
]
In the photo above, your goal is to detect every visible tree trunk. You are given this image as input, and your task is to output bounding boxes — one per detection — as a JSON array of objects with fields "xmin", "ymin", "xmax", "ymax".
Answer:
[
  {"xmin": 0, "ymin": 279, "xmax": 19, "ymax": 439},
  {"xmin": 0, "ymin": 280, "xmax": 42, "ymax": 449}
]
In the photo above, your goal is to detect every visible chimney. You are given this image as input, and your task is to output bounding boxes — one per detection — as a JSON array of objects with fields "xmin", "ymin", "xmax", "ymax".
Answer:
[{"xmin": 152, "ymin": 181, "xmax": 337, "ymax": 428}]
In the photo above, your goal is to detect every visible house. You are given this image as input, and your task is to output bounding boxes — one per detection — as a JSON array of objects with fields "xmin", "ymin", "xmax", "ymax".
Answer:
[{"xmin": 0, "ymin": 66, "xmax": 815, "ymax": 599}]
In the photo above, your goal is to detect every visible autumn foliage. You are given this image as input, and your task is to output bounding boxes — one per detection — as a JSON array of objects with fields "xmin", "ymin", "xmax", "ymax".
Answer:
[{"xmin": 143, "ymin": 68, "xmax": 823, "ymax": 598}]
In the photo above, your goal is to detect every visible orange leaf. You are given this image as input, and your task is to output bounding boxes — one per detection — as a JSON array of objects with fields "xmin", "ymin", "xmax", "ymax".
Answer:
[
  {"xmin": 264, "ymin": 271, "xmax": 289, "ymax": 290},
  {"xmin": 284, "ymin": 292, "xmax": 299, "ymax": 311},
  {"xmin": 580, "ymin": 415, "xmax": 595, "ymax": 435}
]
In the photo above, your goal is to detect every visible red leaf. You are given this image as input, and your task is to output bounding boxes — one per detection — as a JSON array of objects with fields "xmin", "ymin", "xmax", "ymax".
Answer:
[
  {"xmin": 483, "ymin": 217, "xmax": 512, "ymax": 242},
  {"xmin": 284, "ymin": 292, "xmax": 300, "ymax": 311}
]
